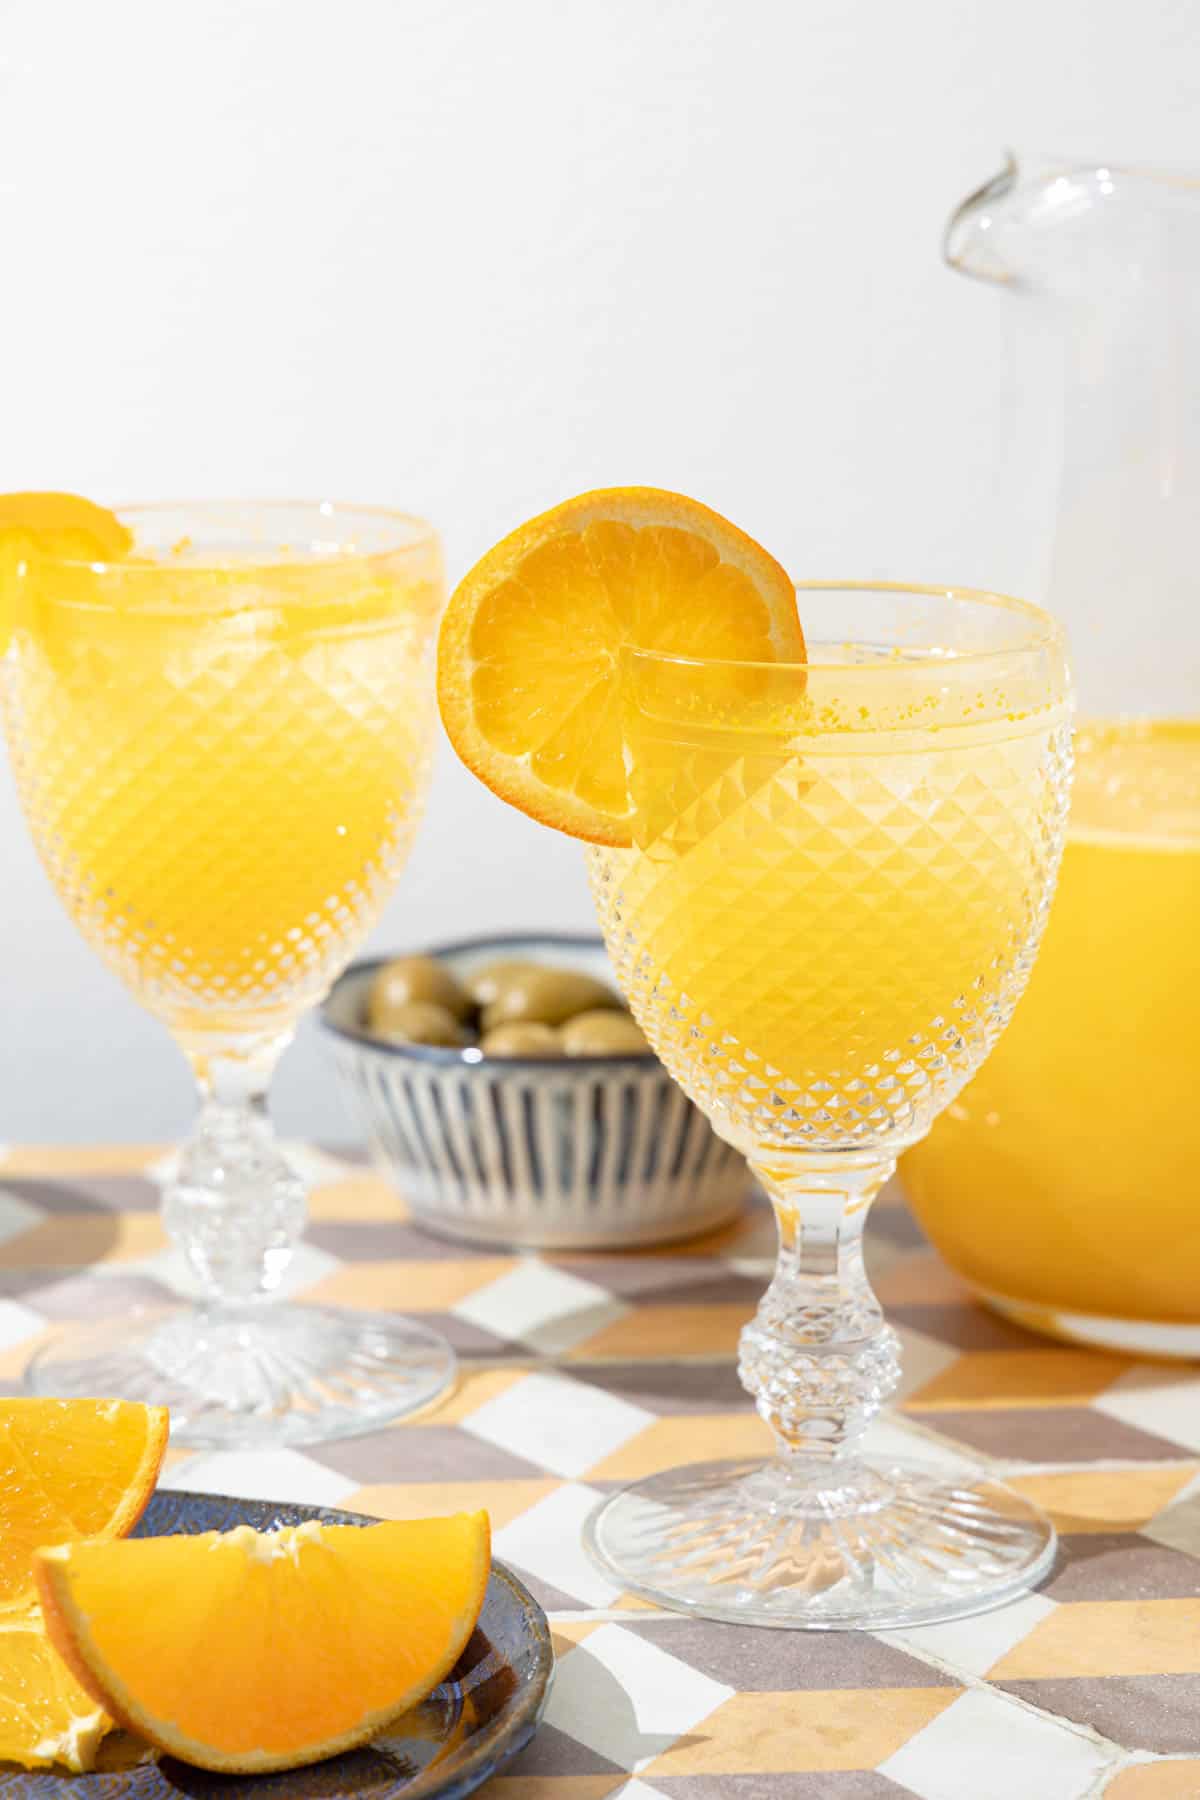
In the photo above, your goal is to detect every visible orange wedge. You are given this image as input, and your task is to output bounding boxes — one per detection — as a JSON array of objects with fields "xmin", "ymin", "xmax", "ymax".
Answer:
[
  {"xmin": 0, "ymin": 492, "xmax": 132, "ymax": 652},
  {"xmin": 0, "ymin": 1618, "xmax": 112, "ymax": 1772},
  {"xmin": 437, "ymin": 487, "xmax": 803, "ymax": 845},
  {"xmin": 36, "ymin": 1512, "xmax": 492, "ymax": 1774},
  {"xmin": 0, "ymin": 1397, "xmax": 168, "ymax": 1612},
  {"xmin": 0, "ymin": 1397, "xmax": 167, "ymax": 1771}
]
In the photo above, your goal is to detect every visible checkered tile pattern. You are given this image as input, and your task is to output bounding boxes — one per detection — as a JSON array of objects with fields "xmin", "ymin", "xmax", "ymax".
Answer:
[{"xmin": 2, "ymin": 1142, "xmax": 1199, "ymax": 1799}]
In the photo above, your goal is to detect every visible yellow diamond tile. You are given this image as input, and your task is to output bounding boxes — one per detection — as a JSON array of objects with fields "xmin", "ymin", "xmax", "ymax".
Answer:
[
  {"xmin": 1006, "ymin": 1466, "xmax": 1200, "ymax": 1535},
  {"xmin": 569, "ymin": 1303, "xmax": 751, "ymax": 1359},
  {"xmin": 642, "ymin": 1688, "xmax": 961, "ymax": 1777},
  {"xmin": 991, "ymin": 1599, "xmax": 1200, "ymax": 1679},
  {"xmin": 1105, "ymin": 1763, "xmax": 1200, "ymax": 1797},
  {"xmin": 306, "ymin": 1176, "xmax": 409, "ymax": 1223},
  {"xmin": 905, "ymin": 1348, "xmax": 1135, "ymax": 1411},
  {"xmin": 305, "ymin": 1257, "xmax": 518, "ymax": 1311},
  {"xmin": 0, "ymin": 1212, "xmax": 166, "ymax": 1268},
  {"xmin": 344, "ymin": 1480, "xmax": 557, "ymax": 1532},
  {"xmin": 0, "ymin": 1329, "xmax": 54, "ymax": 1381},
  {"xmin": 586, "ymin": 1412, "xmax": 773, "ymax": 1482},
  {"xmin": 418, "ymin": 1368, "xmax": 529, "ymax": 1425},
  {"xmin": 550, "ymin": 1620, "xmax": 608, "ymax": 1656},
  {"xmin": 0, "ymin": 1144, "xmax": 163, "ymax": 1175}
]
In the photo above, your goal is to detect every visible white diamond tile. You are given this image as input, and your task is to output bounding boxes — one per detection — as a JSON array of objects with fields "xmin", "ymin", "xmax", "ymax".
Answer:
[
  {"xmin": 1145, "ymin": 1469, "xmax": 1200, "ymax": 1558},
  {"xmin": 878, "ymin": 1687, "xmax": 1114, "ymax": 1800},
  {"xmin": 544, "ymin": 1621, "xmax": 732, "ymax": 1773},
  {"xmin": 879, "ymin": 1590, "xmax": 1058, "ymax": 1680},
  {"xmin": 0, "ymin": 1188, "xmax": 46, "ymax": 1247},
  {"xmin": 0, "ymin": 1297, "xmax": 46, "ymax": 1350},
  {"xmin": 164, "ymin": 1448, "xmax": 358, "ymax": 1507},
  {"xmin": 454, "ymin": 1262, "xmax": 629, "ymax": 1356},
  {"xmin": 1092, "ymin": 1367, "xmax": 1200, "ymax": 1454},
  {"xmin": 494, "ymin": 1482, "xmax": 624, "ymax": 1609},
  {"xmin": 863, "ymin": 1413, "xmax": 983, "ymax": 1476},
  {"xmin": 891, "ymin": 1324, "xmax": 961, "ymax": 1405},
  {"xmin": 460, "ymin": 1370, "xmax": 654, "ymax": 1480}
]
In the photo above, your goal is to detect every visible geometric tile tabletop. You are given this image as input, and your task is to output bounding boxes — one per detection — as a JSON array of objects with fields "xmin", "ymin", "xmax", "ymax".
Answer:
[{"xmin": 1, "ymin": 1142, "xmax": 1199, "ymax": 1800}]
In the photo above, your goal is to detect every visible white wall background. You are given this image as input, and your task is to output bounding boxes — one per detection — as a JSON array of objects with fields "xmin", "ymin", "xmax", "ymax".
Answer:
[{"xmin": 1, "ymin": 0, "xmax": 1196, "ymax": 1144}]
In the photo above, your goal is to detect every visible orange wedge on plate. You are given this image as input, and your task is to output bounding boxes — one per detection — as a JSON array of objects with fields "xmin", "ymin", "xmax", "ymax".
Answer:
[
  {"xmin": 0, "ymin": 1397, "xmax": 168, "ymax": 1612},
  {"xmin": 437, "ymin": 487, "xmax": 803, "ymax": 845},
  {"xmin": 36, "ymin": 1512, "xmax": 491, "ymax": 1774},
  {"xmin": 0, "ymin": 1617, "xmax": 113, "ymax": 1772},
  {"xmin": 0, "ymin": 1397, "xmax": 167, "ymax": 1771},
  {"xmin": 0, "ymin": 492, "xmax": 132, "ymax": 652}
]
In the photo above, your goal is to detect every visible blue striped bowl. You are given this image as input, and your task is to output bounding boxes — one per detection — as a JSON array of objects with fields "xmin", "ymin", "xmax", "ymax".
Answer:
[{"xmin": 321, "ymin": 933, "xmax": 747, "ymax": 1250}]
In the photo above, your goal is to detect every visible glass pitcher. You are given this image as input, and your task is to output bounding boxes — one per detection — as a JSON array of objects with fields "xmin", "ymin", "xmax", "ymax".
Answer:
[{"xmin": 901, "ymin": 154, "xmax": 1200, "ymax": 1356}]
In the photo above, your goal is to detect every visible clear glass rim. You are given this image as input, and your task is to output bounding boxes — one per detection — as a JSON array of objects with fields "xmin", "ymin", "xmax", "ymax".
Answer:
[
  {"xmin": 1022, "ymin": 151, "xmax": 1200, "ymax": 192},
  {"xmin": 33, "ymin": 498, "xmax": 440, "ymax": 574},
  {"xmin": 624, "ymin": 579, "xmax": 1066, "ymax": 677}
]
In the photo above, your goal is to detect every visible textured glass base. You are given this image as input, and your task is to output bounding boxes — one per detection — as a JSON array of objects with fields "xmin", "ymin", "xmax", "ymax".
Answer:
[
  {"xmin": 981, "ymin": 1288, "xmax": 1200, "ymax": 1360},
  {"xmin": 584, "ymin": 1456, "xmax": 1056, "ymax": 1629},
  {"xmin": 26, "ymin": 1303, "xmax": 456, "ymax": 1452}
]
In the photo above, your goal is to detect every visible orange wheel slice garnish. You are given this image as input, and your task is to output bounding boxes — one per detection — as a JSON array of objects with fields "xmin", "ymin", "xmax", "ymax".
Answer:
[{"xmin": 437, "ymin": 487, "xmax": 803, "ymax": 845}]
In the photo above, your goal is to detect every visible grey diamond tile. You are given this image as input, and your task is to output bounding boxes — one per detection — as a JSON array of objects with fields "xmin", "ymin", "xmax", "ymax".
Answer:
[
  {"xmin": 1046, "ymin": 1533, "xmax": 1200, "ymax": 1602},
  {"xmin": 307, "ymin": 1423, "xmax": 548, "ymax": 1485},
  {"xmin": 25, "ymin": 1272, "xmax": 176, "ymax": 1321},
  {"xmin": 546, "ymin": 1257, "xmax": 762, "ymax": 1308},
  {"xmin": 889, "ymin": 1303, "xmax": 1049, "ymax": 1352},
  {"xmin": 917, "ymin": 1408, "xmax": 1193, "ymax": 1463},
  {"xmin": 628, "ymin": 1619, "xmax": 958, "ymax": 1691},
  {"xmin": 997, "ymin": 1674, "xmax": 1200, "ymax": 1753},
  {"xmin": 503, "ymin": 1718, "xmax": 625, "ymax": 1778},
  {"xmin": 569, "ymin": 1360, "xmax": 751, "ymax": 1413},
  {"xmin": 306, "ymin": 1221, "xmax": 502, "ymax": 1262}
]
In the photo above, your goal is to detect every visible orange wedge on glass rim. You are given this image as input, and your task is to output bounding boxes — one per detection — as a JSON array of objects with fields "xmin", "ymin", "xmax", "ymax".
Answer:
[
  {"xmin": 436, "ymin": 487, "xmax": 804, "ymax": 845},
  {"xmin": 35, "ymin": 1512, "xmax": 492, "ymax": 1774},
  {"xmin": 0, "ymin": 492, "xmax": 132, "ymax": 652}
]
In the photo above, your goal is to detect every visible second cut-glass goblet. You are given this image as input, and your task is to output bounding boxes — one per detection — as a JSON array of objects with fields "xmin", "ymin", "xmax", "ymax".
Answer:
[
  {"xmin": 587, "ymin": 583, "xmax": 1073, "ymax": 1627},
  {"xmin": 3, "ymin": 502, "xmax": 453, "ymax": 1449}
]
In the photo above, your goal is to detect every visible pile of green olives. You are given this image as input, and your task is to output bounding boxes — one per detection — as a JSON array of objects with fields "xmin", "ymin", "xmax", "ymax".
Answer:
[{"xmin": 365, "ymin": 954, "xmax": 650, "ymax": 1058}]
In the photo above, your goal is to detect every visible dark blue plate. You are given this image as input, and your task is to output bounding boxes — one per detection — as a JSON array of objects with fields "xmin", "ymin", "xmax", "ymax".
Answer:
[{"xmin": 0, "ymin": 1490, "xmax": 552, "ymax": 1798}]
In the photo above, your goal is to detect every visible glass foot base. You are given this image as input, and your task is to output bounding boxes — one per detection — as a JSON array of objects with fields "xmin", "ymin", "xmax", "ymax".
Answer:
[
  {"xmin": 26, "ymin": 1303, "xmax": 457, "ymax": 1452},
  {"xmin": 584, "ymin": 1456, "xmax": 1056, "ymax": 1629},
  {"xmin": 981, "ymin": 1288, "xmax": 1200, "ymax": 1360}
]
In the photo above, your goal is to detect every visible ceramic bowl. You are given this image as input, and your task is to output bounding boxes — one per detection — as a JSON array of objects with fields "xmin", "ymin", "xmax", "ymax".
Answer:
[{"xmin": 321, "ymin": 932, "xmax": 747, "ymax": 1250}]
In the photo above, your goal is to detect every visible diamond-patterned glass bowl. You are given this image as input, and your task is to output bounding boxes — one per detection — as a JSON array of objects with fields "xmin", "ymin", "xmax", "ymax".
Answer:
[{"xmin": 322, "ymin": 933, "xmax": 748, "ymax": 1249}]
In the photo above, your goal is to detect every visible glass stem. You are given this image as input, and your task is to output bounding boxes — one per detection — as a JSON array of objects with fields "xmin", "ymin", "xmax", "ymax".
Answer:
[
  {"xmin": 739, "ymin": 1150, "xmax": 901, "ymax": 1469},
  {"xmin": 163, "ymin": 1031, "xmax": 307, "ymax": 1303}
]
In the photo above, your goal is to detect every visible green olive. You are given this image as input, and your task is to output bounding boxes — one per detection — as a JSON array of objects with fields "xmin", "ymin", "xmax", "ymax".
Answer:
[
  {"xmin": 372, "ymin": 1000, "xmax": 471, "ymax": 1048},
  {"xmin": 561, "ymin": 1009, "xmax": 649, "ymax": 1056},
  {"xmin": 368, "ymin": 955, "xmax": 472, "ymax": 1030},
  {"xmin": 466, "ymin": 959, "xmax": 544, "ymax": 1010},
  {"xmin": 481, "ymin": 967, "xmax": 623, "ymax": 1031},
  {"xmin": 480, "ymin": 1022, "xmax": 566, "ymax": 1058}
]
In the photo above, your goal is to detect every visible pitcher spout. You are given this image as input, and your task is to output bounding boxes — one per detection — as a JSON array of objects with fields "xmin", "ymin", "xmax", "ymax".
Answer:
[
  {"xmin": 945, "ymin": 150, "xmax": 1200, "ymax": 291},
  {"xmin": 943, "ymin": 151, "xmax": 1021, "ymax": 282}
]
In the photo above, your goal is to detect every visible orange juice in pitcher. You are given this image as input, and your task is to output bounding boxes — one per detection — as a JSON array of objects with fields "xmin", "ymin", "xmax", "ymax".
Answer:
[{"xmin": 903, "ymin": 157, "xmax": 1200, "ymax": 1355}]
